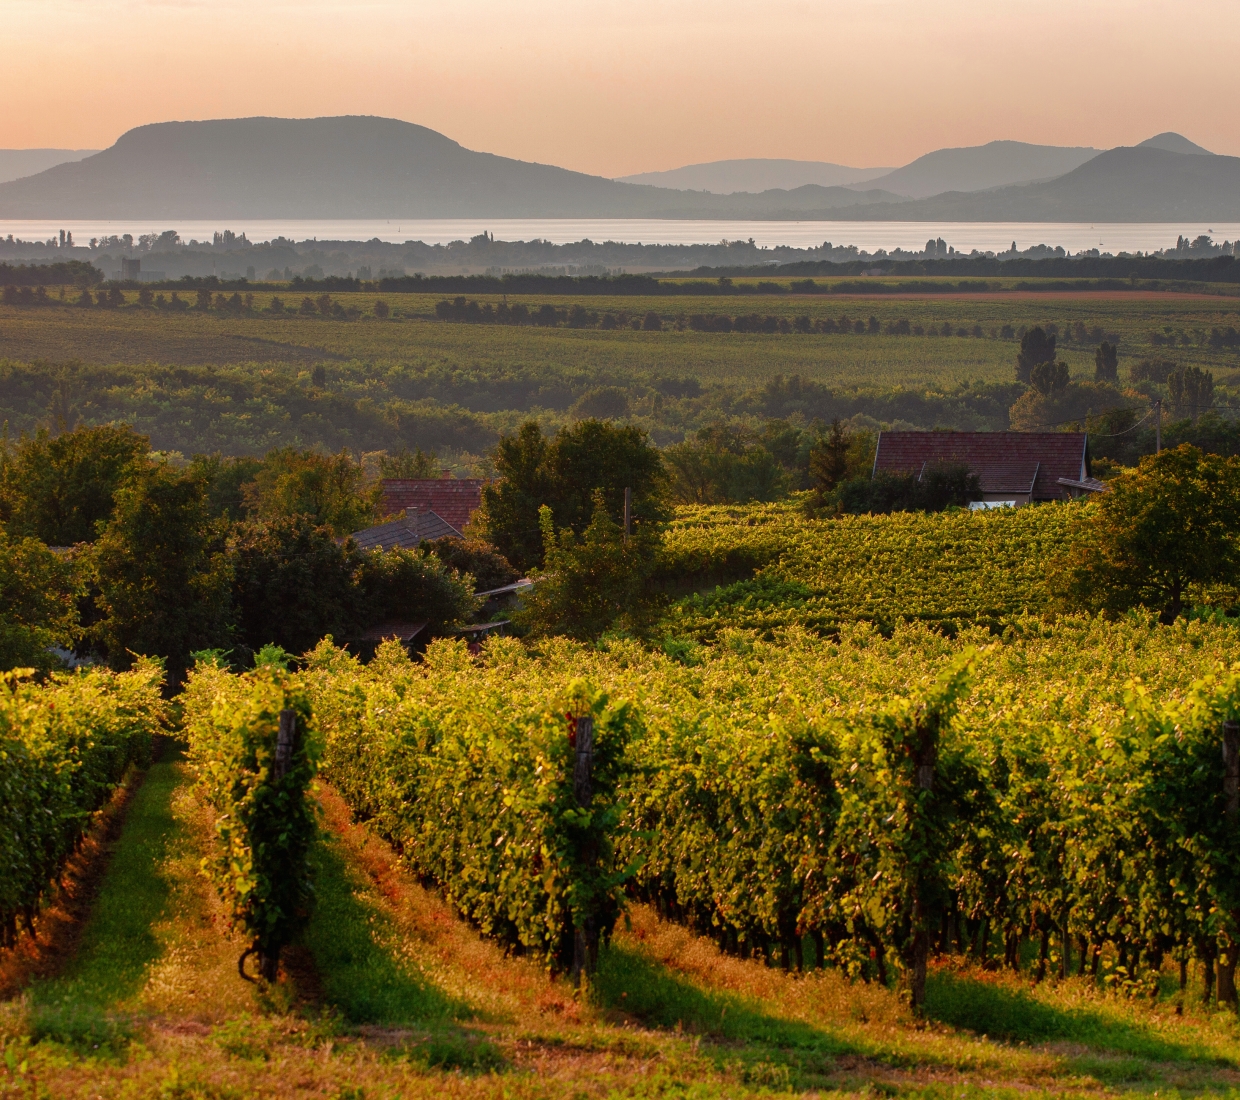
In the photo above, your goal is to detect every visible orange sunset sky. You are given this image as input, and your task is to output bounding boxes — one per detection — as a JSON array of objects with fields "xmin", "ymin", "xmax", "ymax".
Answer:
[{"xmin": 2, "ymin": 0, "xmax": 1236, "ymax": 177}]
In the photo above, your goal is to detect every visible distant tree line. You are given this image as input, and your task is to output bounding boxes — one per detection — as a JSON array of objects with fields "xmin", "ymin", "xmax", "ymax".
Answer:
[{"xmin": 0, "ymin": 261, "xmax": 103, "ymax": 287}]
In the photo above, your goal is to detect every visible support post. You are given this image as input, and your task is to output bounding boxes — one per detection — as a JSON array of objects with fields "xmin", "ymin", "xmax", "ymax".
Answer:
[
  {"xmin": 274, "ymin": 709, "xmax": 296, "ymax": 781},
  {"xmin": 1220, "ymin": 721, "xmax": 1240, "ymax": 1007},
  {"xmin": 571, "ymin": 715, "xmax": 596, "ymax": 987},
  {"xmin": 910, "ymin": 729, "xmax": 936, "ymax": 1013}
]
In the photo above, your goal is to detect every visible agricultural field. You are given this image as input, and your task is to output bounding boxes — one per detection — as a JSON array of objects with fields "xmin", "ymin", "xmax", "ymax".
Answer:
[{"xmin": 1, "ymin": 283, "xmax": 1238, "ymax": 460}]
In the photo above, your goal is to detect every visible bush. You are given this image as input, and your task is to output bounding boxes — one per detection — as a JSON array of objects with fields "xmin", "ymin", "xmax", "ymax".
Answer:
[
  {"xmin": 833, "ymin": 463, "xmax": 980, "ymax": 515},
  {"xmin": 422, "ymin": 536, "xmax": 518, "ymax": 592}
]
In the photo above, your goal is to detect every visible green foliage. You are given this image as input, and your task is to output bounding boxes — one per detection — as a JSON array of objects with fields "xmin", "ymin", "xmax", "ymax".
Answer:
[
  {"xmin": 241, "ymin": 447, "xmax": 379, "ymax": 536},
  {"xmin": 303, "ymin": 638, "xmax": 639, "ymax": 973},
  {"xmin": 1016, "ymin": 325, "xmax": 1056, "ymax": 383},
  {"xmin": 663, "ymin": 424, "xmax": 790, "ymax": 505},
  {"xmin": 182, "ymin": 663, "xmax": 318, "ymax": 973},
  {"xmin": 86, "ymin": 465, "xmax": 232, "ymax": 681},
  {"xmin": 0, "ymin": 661, "xmax": 166, "ymax": 946},
  {"xmin": 421, "ymin": 536, "xmax": 518, "ymax": 592},
  {"xmin": 228, "ymin": 516, "xmax": 358, "ymax": 659},
  {"xmin": 826, "ymin": 463, "xmax": 980, "ymax": 517},
  {"xmin": 657, "ymin": 500, "xmax": 1079, "ymax": 640},
  {"xmin": 0, "ymin": 424, "xmax": 149, "ymax": 545},
  {"xmin": 354, "ymin": 544, "xmax": 478, "ymax": 633},
  {"xmin": 1094, "ymin": 341, "xmax": 1119, "ymax": 383},
  {"xmin": 477, "ymin": 419, "xmax": 669, "ymax": 572},
  {"xmin": 1054, "ymin": 444, "xmax": 1240, "ymax": 623},
  {"xmin": 0, "ymin": 528, "xmax": 81, "ymax": 670},
  {"xmin": 518, "ymin": 498, "xmax": 656, "ymax": 639}
]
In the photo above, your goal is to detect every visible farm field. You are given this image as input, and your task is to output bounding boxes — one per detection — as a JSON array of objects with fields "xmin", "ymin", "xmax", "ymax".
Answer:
[{"xmin": 1, "ymin": 284, "xmax": 1238, "ymax": 458}]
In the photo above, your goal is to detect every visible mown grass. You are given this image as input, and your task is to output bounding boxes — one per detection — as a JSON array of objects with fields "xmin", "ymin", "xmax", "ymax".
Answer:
[{"xmin": 24, "ymin": 754, "xmax": 182, "ymax": 1052}]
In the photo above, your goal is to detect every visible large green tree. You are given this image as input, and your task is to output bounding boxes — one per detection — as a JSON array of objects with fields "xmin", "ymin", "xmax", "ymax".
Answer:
[
  {"xmin": 1056, "ymin": 444, "xmax": 1240, "ymax": 623},
  {"xmin": 478, "ymin": 419, "xmax": 669, "ymax": 572},
  {"xmin": 87, "ymin": 465, "xmax": 232, "ymax": 680},
  {"xmin": 0, "ymin": 424, "xmax": 150, "ymax": 545},
  {"xmin": 0, "ymin": 530, "xmax": 81, "ymax": 670}
]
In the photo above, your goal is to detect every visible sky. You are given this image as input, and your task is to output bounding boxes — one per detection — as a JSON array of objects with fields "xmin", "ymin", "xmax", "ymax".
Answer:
[{"xmin": 2, "ymin": 0, "xmax": 1237, "ymax": 177}]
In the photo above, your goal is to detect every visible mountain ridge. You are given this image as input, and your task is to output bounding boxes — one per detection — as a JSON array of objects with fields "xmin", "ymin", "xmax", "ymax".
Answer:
[{"xmin": 0, "ymin": 118, "xmax": 1233, "ymax": 222}]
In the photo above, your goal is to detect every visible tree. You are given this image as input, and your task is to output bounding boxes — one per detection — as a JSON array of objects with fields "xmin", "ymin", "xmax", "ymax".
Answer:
[
  {"xmin": 1030, "ymin": 360, "xmax": 1070, "ymax": 397},
  {"xmin": 228, "ymin": 516, "xmax": 358, "ymax": 658},
  {"xmin": 1054, "ymin": 445, "xmax": 1240, "ymax": 623},
  {"xmin": 421, "ymin": 536, "xmax": 518, "ymax": 592},
  {"xmin": 377, "ymin": 446, "xmax": 440, "ymax": 479},
  {"xmin": 242, "ymin": 447, "xmax": 378, "ymax": 536},
  {"xmin": 1016, "ymin": 326, "xmax": 1057, "ymax": 383},
  {"xmin": 808, "ymin": 418, "xmax": 850, "ymax": 494},
  {"xmin": 373, "ymin": 299, "xmax": 390, "ymax": 319},
  {"xmin": 87, "ymin": 465, "xmax": 232, "ymax": 681},
  {"xmin": 0, "ymin": 530, "xmax": 80, "ymax": 670},
  {"xmin": 0, "ymin": 424, "xmax": 150, "ymax": 545},
  {"xmin": 477, "ymin": 420, "xmax": 669, "ymax": 573},
  {"xmin": 517, "ymin": 494, "xmax": 658, "ymax": 639},
  {"xmin": 664, "ymin": 424, "xmax": 789, "ymax": 505},
  {"xmin": 1094, "ymin": 341, "xmax": 1119, "ymax": 383},
  {"xmin": 1168, "ymin": 366, "xmax": 1214, "ymax": 422}
]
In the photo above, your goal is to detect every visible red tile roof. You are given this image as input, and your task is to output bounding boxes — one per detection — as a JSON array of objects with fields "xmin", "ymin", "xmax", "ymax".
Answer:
[
  {"xmin": 380, "ymin": 478, "xmax": 484, "ymax": 532},
  {"xmin": 873, "ymin": 432, "xmax": 1087, "ymax": 501}
]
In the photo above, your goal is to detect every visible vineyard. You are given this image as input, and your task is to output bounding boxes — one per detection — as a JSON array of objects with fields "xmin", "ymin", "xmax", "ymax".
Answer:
[
  {"xmin": 5, "ymin": 499, "xmax": 1240, "ymax": 1095},
  {"xmin": 657, "ymin": 499, "xmax": 1081, "ymax": 636}
]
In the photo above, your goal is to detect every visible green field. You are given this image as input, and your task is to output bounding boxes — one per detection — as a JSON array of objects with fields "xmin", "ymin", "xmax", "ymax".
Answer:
[{"xmin": 1, "ymin": 285, "xmax": 1238, "ymax": 459}]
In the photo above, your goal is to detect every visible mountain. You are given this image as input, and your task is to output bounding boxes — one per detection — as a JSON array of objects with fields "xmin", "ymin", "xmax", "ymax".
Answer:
[
  {"xmin": 0, "ymin": 149, "xmax": 98, "ymax": 185},
  {"xmin": 0, "ymin": 119, "xmax": 1231, "ymax": 222},
  {"xmin": 862, "ymin": 140, "xmax": 1101, "ymax": 198},
  {"xmin": 0, "ymin": 116, "xmax": 906, "ymax": 219},
  {"xmin": 825, "ymin": 145, "xmax": 1240, "ymax": 221},
  {"xmin": 616, "ymin": 158, "xmax": 890, "ymax": 193},
  {"xmin": 1137, "ymin": 132, "xmax": 1214, "ymax": 155}
]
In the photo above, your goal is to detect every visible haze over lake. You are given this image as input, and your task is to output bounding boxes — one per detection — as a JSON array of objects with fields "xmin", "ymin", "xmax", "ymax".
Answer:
[{"xmin": 5, "ymin": 219, "xmax": 1236, "ymax": 255}]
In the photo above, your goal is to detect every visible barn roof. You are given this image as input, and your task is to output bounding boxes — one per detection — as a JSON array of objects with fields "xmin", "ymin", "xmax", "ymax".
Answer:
[
  {"xmin": 381, "ymin": 478, "xmax": 484, "ymax": 533},
  {"xmin": 872, "ymin": 432, "xmax": 1087, "ymax": 501}
]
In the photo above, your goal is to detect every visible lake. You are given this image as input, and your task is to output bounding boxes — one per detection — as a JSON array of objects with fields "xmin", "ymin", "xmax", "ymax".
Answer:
[{"xmin": 4, "ymin": 218, "xmax": 1238, "ymax": 255}]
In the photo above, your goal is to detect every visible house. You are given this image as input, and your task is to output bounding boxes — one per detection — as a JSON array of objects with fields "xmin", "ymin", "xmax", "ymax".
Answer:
[
  {"xmin": 349, "ymin": 509, "xmax": 462, "ymax": 551},
  {"xmin": 871, "ymin": 431, "xmax": 1103, "ymax": 506},
  {"xmin": 380, "ymin": 477, "xmax": 485, "ymax": 533}
]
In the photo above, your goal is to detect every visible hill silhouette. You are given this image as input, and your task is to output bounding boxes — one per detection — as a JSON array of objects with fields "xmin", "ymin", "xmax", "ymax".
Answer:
[
  {"xmin": 0, "ymin": 119, "xmax": 1233, "ymax": 222},
  {"xmin": 617, "ymin": 158, "xmax": 890, "ymax": 193},
  {"xmin": 861, "ymin": 140, "xmax": 1101, "ymax": 198}
]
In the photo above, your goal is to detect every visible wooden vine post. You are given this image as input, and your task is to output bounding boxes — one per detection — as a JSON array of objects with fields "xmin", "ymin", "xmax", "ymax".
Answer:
[
  {"xmin": 1220, "ymin": 719, "xmax": 1240, "ymax": 1007},
  {"xmin": 909, "ymin": 719, "xmax": 936, "ymax": 1014},
  {"xmin": 259, "ymin": 708, "xmax": 298, "ymax": 982},
  {"xmin": 571, "ymin": 714, "xmax": 597, "ymax": 987}
]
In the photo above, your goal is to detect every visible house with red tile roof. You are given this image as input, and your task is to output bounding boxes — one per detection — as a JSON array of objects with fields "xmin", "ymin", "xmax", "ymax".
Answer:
[
  {"xmin": 872, "ymin": 432, "xmax": 1099, "ymax": 505},
  {"xmin": 380, "ymin": 478, "xmax": 484, "ymax": 532}
]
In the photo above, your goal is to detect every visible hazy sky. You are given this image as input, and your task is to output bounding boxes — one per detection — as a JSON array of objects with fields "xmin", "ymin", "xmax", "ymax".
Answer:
[{"xmin": 3, "ymin": 0, "xmax": 1236, "ymax": 176}]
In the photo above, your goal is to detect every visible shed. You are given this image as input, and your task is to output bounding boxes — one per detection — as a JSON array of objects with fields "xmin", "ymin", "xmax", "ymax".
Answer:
[{"xmin": 872, "ymin": 431, "xmax": 1094, "ymax": 505}]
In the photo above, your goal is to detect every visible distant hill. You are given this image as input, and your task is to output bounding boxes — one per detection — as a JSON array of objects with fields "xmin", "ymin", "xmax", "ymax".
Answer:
[
  {"xmin": 0, "ymin": 119, "xmax": 1232, "ymax": 222},
  {"xmin": 0, "ymin": 149, "xmax": 98, "ymax": 185},
  {"xmin": 861, "ymin": 140, "xmax": 1101, "ymax": 198},
  {"xmin": 616, "ymin": 158, "xmax": 890, "ymax": 193},
  {"xmin": 825, "ymin": 145, "xmax": 1240, "ymax": 221},
  {"xmin": 1138, "ymin": 132, "xmax": 1214, "ymax": 155},
  {"xmin": 0, "ymin": 117, "xmax": 905, "ymax": 219}
]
